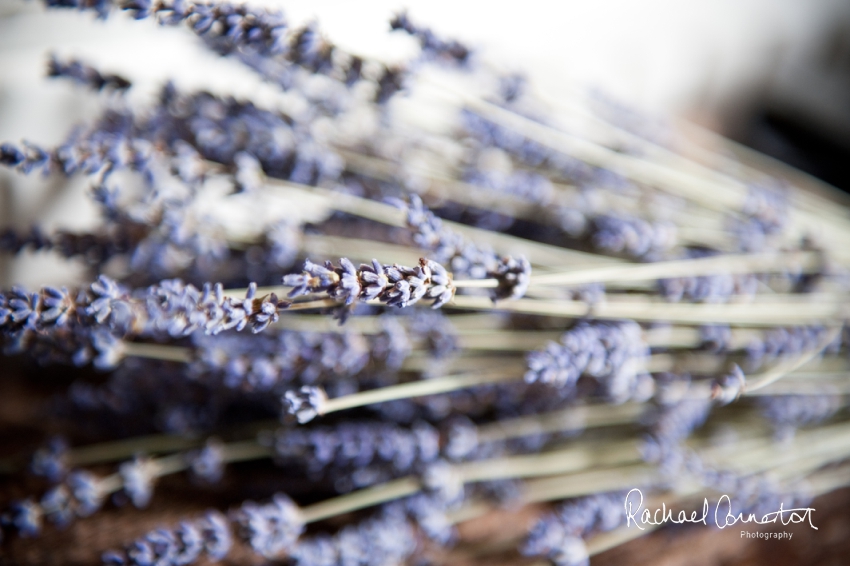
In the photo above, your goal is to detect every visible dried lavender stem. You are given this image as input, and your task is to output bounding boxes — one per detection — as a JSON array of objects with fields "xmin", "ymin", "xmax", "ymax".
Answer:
[
  {"xmin": 529, "ymin": 250, "xmax": 822, "ymax": 287},
  {"xmin": 321, "ymin": 367, "xmax": 522, "ymax": 414},
  {"xmin": 475, "ymin": 403, "xmax": 645, "ymax": 443},
  {"xmin": 744, "ymin": 326, "xmax": 843, "ymax": 393},
  {"xmin": 707, "ymin": 421, "xmax": 850, "ymax": 475},
  {"xmin": 450, "ymin": 294, "xmax": 847, "ymax": 326},
  {"xmin": 458, "ymin": 439, "xmax": 641, "ymax": 482},
  {"xmin": 68, "ymin": 435, "xmax": 200, "ymax": 467},
  {"xmin": 121, "ymin": 342, "xmax": 194, "ymax": 363},
  {"xmin": 523, "ymin": 464, "xmax": 658, "ymax": 504},
  {"xmin": 299, "ymin": 477, "xmax": 421, "ymax": 523}
]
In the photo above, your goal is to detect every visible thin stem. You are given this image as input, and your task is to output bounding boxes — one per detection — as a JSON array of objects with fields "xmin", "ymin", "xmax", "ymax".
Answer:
[
  {"xmin": 528, "ymin": 250, "xmax": 822, "ymax": 287},
  {"xmin": 449, "ymin": 294, "xmax": 848, "ymax": 326},
  {"xmin": 321, "ymin": 367, "xmax": 522, "ymax": 415},
  {"xmin": 458, "ymin": 439, "xmax": 641, "ymax": 483},
  {"xmin": 299, "ymin": 476, "xmax": 421, "ymax": 524}
]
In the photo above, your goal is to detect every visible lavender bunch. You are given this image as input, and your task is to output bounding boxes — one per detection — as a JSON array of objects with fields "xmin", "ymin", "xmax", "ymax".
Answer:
[{"xmin": 4, "ymin": 1, "xmax": 850, "ymax": 564}]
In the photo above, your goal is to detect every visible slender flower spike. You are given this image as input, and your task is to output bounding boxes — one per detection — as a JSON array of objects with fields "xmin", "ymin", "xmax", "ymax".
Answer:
[
  {"xmin": 282, "ymin": 386, "xmax": 328, "ymax": 424},
  {"xmin": 282, "ymin": 257, "xmax": 456, "ymax": 309},
  {"xmin": 235, "ymin": 493, "xmax": 305, "ymax": 559}
]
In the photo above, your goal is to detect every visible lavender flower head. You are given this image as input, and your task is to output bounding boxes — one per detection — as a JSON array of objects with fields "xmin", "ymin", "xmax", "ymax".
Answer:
[
  {"xmin": 283, "ymin": 257, "xmax": 456, "ymax": 309},
  {"xmin": 524, "ymin": 320, "xmax": 650, "ymax": 402}
]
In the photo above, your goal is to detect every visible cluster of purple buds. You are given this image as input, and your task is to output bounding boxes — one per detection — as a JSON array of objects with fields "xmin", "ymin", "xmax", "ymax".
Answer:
[
  {"xmin": 1, "ymin": 109, "xmax": 152, "ymax": 180},
  {"xmin": 390, "ymin": 11, "xmax": 472, "ymax": 66},
  {"xmin": 522, "ymin": 492, "xmax": 627, "ymax": 566},
  {"xmin": 272, "ymin": 421, "xmax": 439, "ymax": 480},
  {"xmin": 190, "ymin": 329, "xmax": 370, "ymax": 391},
  {"xmin": 102, "ymin": 510, "xmax": 231, "ymax": 566},
  {"xmin": 142, "ymin": 279, "xmax": 286, "ymax": 336},
  {"xmin": 289, "ymin": 504, "xmax": 416, "ymax": 566},
  {"xmin": 44, "ymin": 0, "xmax": 404, "ymax": 102},
  {"xmin": 151, "ymin": 87, "xmax": 343, "ymax": 184},
  {"xmin": 730, "ymin": 182, "xmax": 789, "ymax": 252},
  {"xmin": 187, "ymin": 439, "xmax": 226, "ymax": 483},
  {"xmin": 745, "ymin": 325, "xmax": 833, "ymax": 372},
  {"xmin": 0, "ymin": 224, "xmax": 133, "ymax": 265},
  {"xmin": 398, "ymin": 196, "xmax": 532, "ymax": 300},
  {"xmin": 398, "ymin": 194, "xmax": 498, "ymax": 279},
  {"xmin": 524, "ymin": 320, "xmax": 651, "ymax": 402},
  {"xmin": 758, "ymin": 393, "xmax": 842, "ymax": 440},
  {"xmin": 281, "ymin": 386, "xmax": 329, "ymax": 424},
  {"xmin": 489, "ymin": 255, "xmax": 532, "ymax": 301},
  {"xmin": 591, "ymin": 214, "xmax": 676, "ymax": 258},
  {"xmin": 658, "ymin": 248, "xmax": 759, "ymax": 304},
  {"xmin": 459, "ymin": 109, "xmax": 626, "ymax": 189},
  {"xmin": 699, "ymin": 324, "xmax": 733, "ymax": 353},
  {"xmin": 233, "ymin": 493, "xmax": 304, "ymax": 559},
  {"xmin": 2, "ymin": 470, "xmax": 105, "ymax": 537},
  {"xmin": 462, "ymin": 164, "xmax": 554, "ymax": 204},
  {"xmin": 47, "ymin": 54, "xmax": 131, "ymax": 92},
  {"xmin": 29, "ymin": 437, "xmax": 70, "ymax": 482},
  {"xmin": 283, "ymin": 257, "xmax": 456, "ymax": 310},
  {"xmin": 119, "ymin": 456, "xmax": 157, "ymax": 508},
  {"xmin": 640, "ymin": 397, "xmax": 712, "ymax": 468}
]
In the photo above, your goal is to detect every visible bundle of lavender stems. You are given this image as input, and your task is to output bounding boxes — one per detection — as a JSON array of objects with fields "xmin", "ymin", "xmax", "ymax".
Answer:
[{"xmin": 2, "ymin": 1, "xmax": 850, "ymax": 565}]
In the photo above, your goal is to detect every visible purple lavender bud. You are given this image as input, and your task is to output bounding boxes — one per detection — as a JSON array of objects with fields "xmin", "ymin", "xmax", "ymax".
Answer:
[
  {"xmin": 126, "ymin": 539, "xmax": 155, "ymax": 566},
  {"xmin": 233, "ymin": 151, "xmax": 264, "ymax": 193},
  {"xmin": 700, "ymin": 324, "xmax": 732, "ymax": 353},
  {"xmin": 759, "ymin": 393, "xmax": 841, "ymax": 440},
  {"xmin": 712, "ymin": 365, "xmax": 746, "ymax": 405},
  {"xmin": 0, "ymin": 142, "xmax": 25, "ymax": 166},
  {"xmin": 236, "ymin": 493, "xmax": 304, "ymax": 559},
  {"xmin": 40, "ymin": 485, "xmax": 75, "ymax": 527},
  {"xmin": 423, "ymin": 459, "xmax": 465, "ymax": 504},
  {"xmin": 406, "ymin": 494, "xmax": 455, "ymax": 544},
  {"xmin": 290, "ymin": 534, "xmax": 338, "ymax": 566},
  {"xmin": 188, "ymin": 439, "xmax": 225, "ymax": 483},
  {"xmin": 444, "ymin": 416, "xmax": 479, "ymax": 461},
  {"xmin": 525, "ymin": 321, "xmax": 648, "ymax": 402},
  {"xmin": 47, "ymin": 54, "xmax": 132, "ymax": 92},
  {"xmin": 489, "ymin": 255, "xmax": 531, "ymax": 301},
  {"xmin": 119, "ymin": 457, "xmax": 155, "ymax": 508},
  {"xmin": 389, "ymin": 11, "xmax": 471, "ymax": 66},
  {"xmin": 282, "ymin": 386, "xmax": 328, "ymax": 424},
  {"xmin": 7, "ymin": 499, "xmax": 43, "ymax": 537},
  {"xmin": 199, "ymin": 511, "xmax": 232, "ymax": 560},
  {"xmin": 30, "ymin": 436, "xmax": 69, "ymax": 482},
  {"xmin": 101, "ymin": 550, "xmax": 127, "ymax": 565},
  {"xmin": 372, "ymin": 315, "xmax": 411, "ymax": 369},
  {"xmin": 359, "ymin": 259, "xmax": 390, "ymax": 301},
  {"xmin": 173, "ymin": 521, "xmax": 204, "ymax": 565}
]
